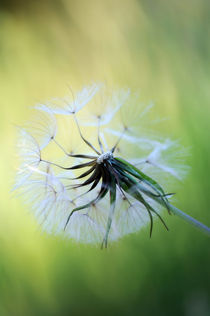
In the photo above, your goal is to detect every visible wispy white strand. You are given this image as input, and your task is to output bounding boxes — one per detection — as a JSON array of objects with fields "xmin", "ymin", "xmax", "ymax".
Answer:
[{"xmin": 14, "ymin": 83, "xmax": 200, "ymax": 245}]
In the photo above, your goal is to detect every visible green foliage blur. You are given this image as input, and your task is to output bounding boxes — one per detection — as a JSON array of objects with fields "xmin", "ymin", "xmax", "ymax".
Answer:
[{"xmin": 0, "ymin": 0, "xmax": 209, "ymax": 315}]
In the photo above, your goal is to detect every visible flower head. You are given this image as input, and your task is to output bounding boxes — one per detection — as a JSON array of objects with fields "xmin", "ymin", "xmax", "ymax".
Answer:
[{"xmin": 14, "ymin": 83, "xmax": 200, "ymax": 247}]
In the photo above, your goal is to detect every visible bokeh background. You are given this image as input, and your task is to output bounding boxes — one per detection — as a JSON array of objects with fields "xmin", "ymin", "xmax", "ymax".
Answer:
[{"xmin": 0, "ymin": 0, "xmax": 210, "ymax": 315}]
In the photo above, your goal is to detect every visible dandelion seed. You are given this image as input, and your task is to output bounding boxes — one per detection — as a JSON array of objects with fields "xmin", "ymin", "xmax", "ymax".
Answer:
[
  {"xmin": 36, "ymin": 83, "xmax": 101, "ymax": 115},
  {"xmin": 14, "ymin": 83, "xmax": 210, "ymax": 247}
]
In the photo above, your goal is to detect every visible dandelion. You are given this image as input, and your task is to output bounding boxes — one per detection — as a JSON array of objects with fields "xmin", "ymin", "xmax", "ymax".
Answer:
[{"xmin": 14, "ymin": 83, "xmax": 210, "ymax": 247}]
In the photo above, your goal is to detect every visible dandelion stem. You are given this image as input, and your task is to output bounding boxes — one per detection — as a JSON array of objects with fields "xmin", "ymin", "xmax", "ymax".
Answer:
[
  {"xmin": 135, "ymin": 182, "xmax": 210, "ymax": 236},
  {"xmin": 166, "ymin": 204, "xmax": 210, "ymax": 236}
]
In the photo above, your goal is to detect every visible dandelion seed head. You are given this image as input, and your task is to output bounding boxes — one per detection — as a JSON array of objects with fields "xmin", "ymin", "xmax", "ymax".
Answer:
[
  {"xmin": 14, "ymin": 83, "xmax": 189, "ymax": 246},
  {"xmin": 97, "ymin": 151, "xmax": 113, "ymax": 164}
]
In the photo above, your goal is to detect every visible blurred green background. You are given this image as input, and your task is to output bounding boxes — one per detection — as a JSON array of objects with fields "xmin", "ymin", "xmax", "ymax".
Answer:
[{"xmin": 0, "ymin": 0, "xmax": 210, "ymax": 315}]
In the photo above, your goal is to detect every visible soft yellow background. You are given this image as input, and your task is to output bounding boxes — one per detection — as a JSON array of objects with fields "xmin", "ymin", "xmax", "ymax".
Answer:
[{"xmin": 0, "ymin": 0, "xmax": 209, "ymax": 315}]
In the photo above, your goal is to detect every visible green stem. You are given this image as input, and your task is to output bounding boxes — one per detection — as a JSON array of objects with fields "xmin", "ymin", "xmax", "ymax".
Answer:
[
  {"xmin": 135, "ymin": 183, "xmax": 210, "ymax": 236},
  {"xmin": 166, "ymin": 203, "xmax": 210, "ymax": 236}
]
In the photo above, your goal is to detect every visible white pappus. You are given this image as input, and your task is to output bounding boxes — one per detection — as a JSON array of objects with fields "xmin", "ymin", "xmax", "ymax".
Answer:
[{"xmin": 14, "ymin": 83, "xmax": 210, "ymax": 247}]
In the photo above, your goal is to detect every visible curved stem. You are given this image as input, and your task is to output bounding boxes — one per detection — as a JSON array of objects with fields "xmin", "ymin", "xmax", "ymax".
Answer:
[
  {"xmin": 166, "ymin": 203, "xmax": 210, "ymax": 236},
  {"xmin": 135, "ymin": 182, "xmax": 210, "ymax": 236}
]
